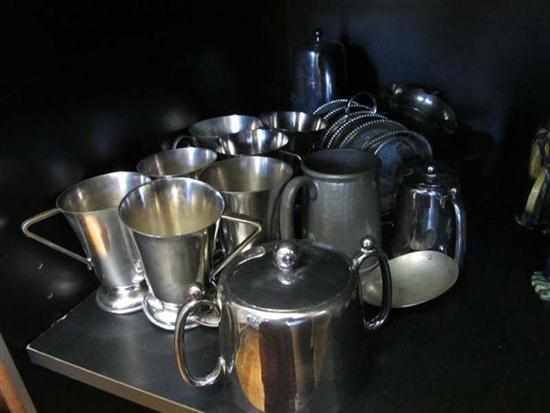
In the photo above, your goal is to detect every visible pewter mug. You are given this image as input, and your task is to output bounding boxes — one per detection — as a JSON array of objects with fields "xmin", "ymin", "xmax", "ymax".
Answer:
[
  {"xmin": 391, "ymin": 162, "xmax": 466, "ymax": 268},
  {"xmin": 119, "ymin": 177, "xmax": 262, "ymax": 331},
  {"xmin": 174, "ymin": 237, "xmax": 392, "ymax": 413},
  {"xmin": 21, "ymin": 172, "xmax": 151, "ymax": 314},
  {"xmin": 200, "ymin": 156, "xmax": 294, "ymax": 254},
  {"xmin": 280, "ymin": 149, "xmax": 382, "ymax": 258}
]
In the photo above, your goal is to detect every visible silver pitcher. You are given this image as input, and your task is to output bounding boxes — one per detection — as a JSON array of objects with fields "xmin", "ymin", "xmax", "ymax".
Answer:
[
  {"xmin": 119, "ymin": 177, "xmax": 262, "ymax": 330},
  {"xmin": 391, "ymin": 162, "xmax": 466, "ymax": 268},
  {"xmin": 200, "ymin": 156, "xmax": 294, "ymax": 254},
  {"xmin": 21, "ymin": 172, "xmax": 151, "ymax": 314},
  {"xmin": 280, "ymin": 149, "xmax": 382, "ymax": 259},
  {"xmin": 136, "ymin": 147, "xmax": 217, "ymax": 179},
  {"xmin": 175, "ymin": 237, "xmax": 391, "ymax": 413}
]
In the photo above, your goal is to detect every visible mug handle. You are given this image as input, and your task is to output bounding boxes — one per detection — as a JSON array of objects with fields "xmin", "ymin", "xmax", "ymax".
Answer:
[
  {"xmin": 351, "ymin": 237, "xmax": 392, "ymax": 331},
  {"xmin": 21, "ymin": 208, "xmax": 92, "ymax": 269},
  {"xmin": 175, "ymin": 299, "xmax": 224, "ymax": 387},
  {"xmin": 209, "ymin": 214, "xmax": 263, "ymax": 285},
  {"xmin": 280, "ymin": 176, "xmax": 316, "ymax": 240},
  {"xmin": 450, "ymin": 188, "xmax": 467, "ymax": 270},
  {"xmin": 172, "ymin": 135, "xmax": 198, "ymax": 149}
]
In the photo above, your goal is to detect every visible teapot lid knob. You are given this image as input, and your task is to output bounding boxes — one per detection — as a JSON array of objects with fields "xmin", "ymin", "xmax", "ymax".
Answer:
[
  {"xmin": 314, "ymin": 28, "xmax": 322, "ymax": 44},
  {"xmin": 360, "ymin": 236, "xmax": 376, "ymax": 252},
  {"xmin": 274, "ymin": 242, "xmax": 299, "ymax": 271},
  {"xmin": 426, "ymin": 164, "xmax": 436, "ymax": 175}
]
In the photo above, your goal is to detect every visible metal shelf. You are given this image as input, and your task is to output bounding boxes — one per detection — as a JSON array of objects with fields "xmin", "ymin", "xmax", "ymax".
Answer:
[{"xmin": 27, "ymin": 293, "xmax": 238, "ymax": 413}]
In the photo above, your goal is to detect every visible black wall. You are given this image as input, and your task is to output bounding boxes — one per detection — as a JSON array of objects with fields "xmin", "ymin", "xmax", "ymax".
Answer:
[{"xmin": 1, "ymin": 1, "xmax": 548, "ymax": 411}]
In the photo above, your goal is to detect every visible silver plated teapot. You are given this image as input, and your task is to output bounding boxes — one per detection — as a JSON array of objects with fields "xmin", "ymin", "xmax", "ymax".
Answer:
[{"xmin": 175, "ymin": 237, "xmax": 391, "ymax": 413}]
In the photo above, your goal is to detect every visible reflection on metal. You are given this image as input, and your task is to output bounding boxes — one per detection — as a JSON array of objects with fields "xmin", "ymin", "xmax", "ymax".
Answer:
[{"xmin": 27, "ymin": 294, "xmax": 209, "ymax": 413}]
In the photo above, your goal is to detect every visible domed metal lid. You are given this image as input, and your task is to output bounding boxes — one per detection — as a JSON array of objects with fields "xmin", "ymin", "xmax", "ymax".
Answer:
[
  {"xmin": 221, "ymin": 240, "xmax": 354, "ymax": 311},
  {"xmin": 403, "ymin": 161, "xmax": 457, "ymax": 190}
]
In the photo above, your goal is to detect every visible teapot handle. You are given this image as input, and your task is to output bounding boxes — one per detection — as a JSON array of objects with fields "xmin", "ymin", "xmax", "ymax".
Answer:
[
  {"xmin": 352, "ymin": 237, "xmax": 392, "ymax": 330},
  {"xmin": 450, "ymin": 189, "xmax": 467, "ymax": 270},
  {"xmin": 175, "ymin": 299, "xmax": 224, "ymax": 387}
]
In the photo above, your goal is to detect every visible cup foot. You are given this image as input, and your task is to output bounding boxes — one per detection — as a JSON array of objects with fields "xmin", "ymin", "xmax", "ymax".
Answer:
[
  {"xmin": 142, "ymin": 293, "xmax": 199, "ymax": 331},
  {"xmin": 95, "ymin": 283, "xmax": 146, "ymax": 314}
]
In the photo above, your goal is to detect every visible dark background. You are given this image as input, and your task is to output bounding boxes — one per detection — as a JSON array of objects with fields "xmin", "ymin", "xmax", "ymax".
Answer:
[{"xmin": 1, "ymin": 1, "xmax": 548, "ymax": 411}]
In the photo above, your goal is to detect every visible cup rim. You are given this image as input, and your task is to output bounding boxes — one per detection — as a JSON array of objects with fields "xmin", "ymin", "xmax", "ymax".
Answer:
[
  {"xmin": 55, "ymin": 171, "xmax": 151, "ymax": 215},
  {"xmin": 118, "ymin": 177, "xmax": 225, "ymax": 239},
  {"xmin": 136, "ymin": 147, "xmax": 218, "ymax": 178},
  {"xmin": 301, "ymin": 149, "xmax": 379, "ymax": 181},
  {"xmin": 199, "ymin": 155, "xmax": 294, "ymax": 195}
]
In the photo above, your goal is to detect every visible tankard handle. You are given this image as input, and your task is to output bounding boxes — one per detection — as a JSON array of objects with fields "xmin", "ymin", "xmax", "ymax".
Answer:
[
  {"xmin": 175, "ymin": 299, "xmax": 224, "ymax": 387},
  {"xmin": 352, "ymin": 237, "xmax": 392, "ymax": 331},
  {"xmin": 280, "ymin": 176, "xmax": 317, "ymax": 240},
  {"xmin": 450, "ymin": 189, "xmax": 467, "ymax": 270},
  {"xmin": 209, "ymin": 214, "xmax": 263, "ymax": 285},
  {"xmin": 21, "ymin": 208, "xmax": 92, "ymax": 269},
  {"xmin": 172, "ymin": 134, "xmax": 198, "ymax": 149}
]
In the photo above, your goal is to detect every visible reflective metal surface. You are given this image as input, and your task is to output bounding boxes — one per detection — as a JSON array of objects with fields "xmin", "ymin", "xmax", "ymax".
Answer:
[
  {"xmin": 361, "ymin": 250, "xmax": 458, "ymax": 308},
  {"xmin": 188, "ymin": 115, "xmax": 263, "ymax": 149},
  {"xmin": 119, "ymin": 178, "xmax": 261, "ymax": 330},
  {"xmin": 280, "ymin": 149, "xmax": 382, "ymax": 259},
  {"xmin": 175, "ymin": 238, "xmax": 391, "ymax": 413},
  {"xmin": 21, "ymin": 171, "xmax": 150, "ymax": 314},
  {"xmin": 215, "ymin": 128, "xmax": 289, "ymax": 156},
  {"xmin": 290, "ymin": 29, "xmax": 348, "ymax": 112},
  {"xmin": 259, "ymin": 111, "xmax": 327, "ymax": 156},
  {"xmin": 200, "ymin": 156, "xmax": 293, "ymax": 253},
  {"xmin": 136, "ymin": 147, "xmax": 217, "ymax": 179},
  {"xmin": 391, "ymin": 162, "xmax": 466, "ymax": 268},
  {"xmin": 27, "ymin": 294, "xmax": 221, "ymax": 413},
  {"xmin": 384, "ymin": 83, "xmax": 458, "ymax": 136}
]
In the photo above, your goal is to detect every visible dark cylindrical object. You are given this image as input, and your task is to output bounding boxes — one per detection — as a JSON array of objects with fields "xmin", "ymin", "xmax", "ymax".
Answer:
[{"xmin": 290, "ymin": 29, "xmax": 348, "ymax": 113}]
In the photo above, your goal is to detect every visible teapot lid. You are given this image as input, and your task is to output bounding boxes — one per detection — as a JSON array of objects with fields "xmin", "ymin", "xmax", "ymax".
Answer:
[
  {"xmin": 403, "ymin": 161, "xmax": 458, "ymax": 190},
  {"xmin": 221, "ymin": 240, "xmax": 354, "ymax": 311}
]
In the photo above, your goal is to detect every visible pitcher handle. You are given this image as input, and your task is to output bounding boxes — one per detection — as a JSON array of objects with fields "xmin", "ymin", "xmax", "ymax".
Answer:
[
  {"xmin": 280, "ymin": 176, "xmax": 316, "ymax": 240},
  {"xmin": 21, "ymin": 208, "xmax": 92, "ymax": 269},
  {"xmin": 450, "ymin": 188, "xmax": 467, "ymax": 270},
  {"xmin": 172, "ymin": 135, "xmax": 198, "ymax": 149},
  {"xmin": 175, "ymin": 299, "xmax": 224, "ymax": 387},
  {"xmin": 351, "ymin": 237, "xmax": 392, "ymax": 331},
  {"xmin": 278, "ymin": 149, "xmax": 303, "ymax": 165},
  {"xmin": 209, "ymin": 214, "xmax": 263, "ymax": 285}
]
